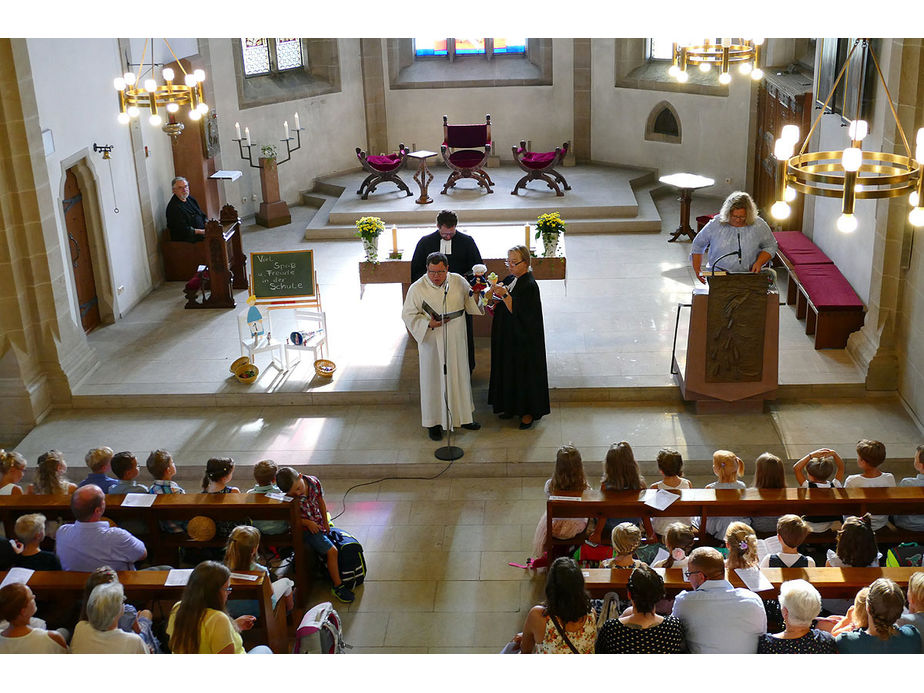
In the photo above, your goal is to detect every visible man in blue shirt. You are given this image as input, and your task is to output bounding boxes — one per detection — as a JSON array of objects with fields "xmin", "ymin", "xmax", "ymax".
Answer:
[{"xmin": 691, "ymin": 191, "xmax": 778, "ymax": 283}]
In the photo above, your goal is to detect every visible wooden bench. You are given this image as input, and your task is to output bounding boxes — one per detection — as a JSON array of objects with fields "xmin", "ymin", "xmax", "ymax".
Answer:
[
  {"xmin": 772, "ymin": 230, "xmax": 865, "ymax": 349},
  {"xmin": 545, "ymin": 487, "xmax": 924, "ymax": 554},
  {"xmin": 582, "ymin": 566, "xmax": 923, "ymax": 599},
  {"xmin": 0, "ymin": 569, "xmax": 288, "ymax": 653},
  {"xmin": 0, "ymin": 493, "xmax": 309, "ymax": 605}
]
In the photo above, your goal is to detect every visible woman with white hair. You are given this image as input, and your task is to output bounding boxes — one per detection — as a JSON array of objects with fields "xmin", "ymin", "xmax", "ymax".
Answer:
[
  {"xmin": 71, "ymin": 582, "xmax": 148, "ymax": 654},
  {"xmin": 690, "ymin": 191, "xmax": 777, "ymax": 283},
  {"xmin": 757, "ymin": 579, "xmax": 837, "ymax": 653}
]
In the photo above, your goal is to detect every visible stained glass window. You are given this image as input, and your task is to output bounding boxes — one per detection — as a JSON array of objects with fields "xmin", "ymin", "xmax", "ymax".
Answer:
[
  {"xmin": 243, "ymin": 38, "xmax": 271, "ymax": 76},
  {"xmin": 414, "ymin": 38, "xmax": 448, "ymax": 56},
  {"xmin": 454, "ymin": 38, "xmax": 486, "ymax": 55},
  {"xmin": 493, "ymin": 38, "xmax": 526, "ymax": 54},
  {"xmin": 275, "ymin": 38, "xmax": 303, "ymax": 71}
]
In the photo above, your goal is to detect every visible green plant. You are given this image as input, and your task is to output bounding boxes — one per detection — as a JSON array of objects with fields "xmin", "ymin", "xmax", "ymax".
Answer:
[
  {"xmin": 354, "ymin": 216, "xmax": 385, "ymax": 241},
  {"xmin": 535, "ymin": 211, "xmax": 566, "ymax": 238},
  {"xmin": 260, "ymin": 144, "xmax": 278, "ymax": 160}
]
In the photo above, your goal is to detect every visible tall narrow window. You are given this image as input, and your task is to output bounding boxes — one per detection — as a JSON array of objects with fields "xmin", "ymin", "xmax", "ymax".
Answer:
[
  {"xmin": 647, "ymin": 39, "xmax": 673, "ymax": 61},
  {"xmin": 243, "ymin": 38, "xmax": 271, "ymax": 76},
  {"xmin": 242, "ymin": 38, "xmax": 305, "ymax": 77},
  {"xmin": 275, "ymin": 38, "xmax": 303, "ymax": 71}
]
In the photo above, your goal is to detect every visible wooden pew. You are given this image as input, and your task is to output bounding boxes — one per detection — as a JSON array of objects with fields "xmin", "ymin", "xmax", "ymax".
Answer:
[
  {"xmin": 0, "ymin": 569, "xmax": 288, "ymax": 653},
  {"xmin": 0, "ymin": 493, "xmax": 309, "ymax": 605},
  {"xmin": 582, "ymin": 566, "xmax": 923, "ymax": 599},
  {"xmin": 545, "ymin": 487, "xmax": 924, "ymax": 553}
]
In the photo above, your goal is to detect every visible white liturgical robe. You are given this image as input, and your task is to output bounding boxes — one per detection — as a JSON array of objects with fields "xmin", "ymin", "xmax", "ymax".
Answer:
[{"xmin": 402, "ymin": 272, "xmax": 483, "ymax": 428}]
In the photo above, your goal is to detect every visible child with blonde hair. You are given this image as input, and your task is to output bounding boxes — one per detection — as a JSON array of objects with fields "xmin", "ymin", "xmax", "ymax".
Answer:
[
  {"xmin": 649, "ymin": 448, "xmax": 694, "ymax": 541},
  {"xmin": 896, "ymin": 571, "xmax": 924, "ymax": 651},
  {"xmin": 893, "ymin": 444, "xmax": 924, "ymax": 533},
  {"xmin": 27, "ymin": 451, "xmax": 76, "ymax": 496},
  {"xmin": 530, "ymin": 444, "xmax": 590, "ymax": 568},
  {"xmin": 602, "ymin": 523, "xmax": 643, "ymax": 569},
  {"xmin": 0, "ymin": 450, "xmax": 27, "ymax": 497},
  {"xmin": 724, "ymin": 521, "xmax": 759, "ymax": 573},
  {"xmin": 704, "ymin": 450, "xmax": 747, "ymax": 540},
  {"xmin": 652, "ymin": 522, "xmax": 695, "ymax": 570},
  {"xmin": 77, "ymin": 446, "xmax": 118, "ymax": 492},
  {"xmin": 223, "ymin": 525, "xmax": 294, "ymax": 618},
  {"xmin": 829, "ymin": 587, "xmax": 870, "ymax": 637}
]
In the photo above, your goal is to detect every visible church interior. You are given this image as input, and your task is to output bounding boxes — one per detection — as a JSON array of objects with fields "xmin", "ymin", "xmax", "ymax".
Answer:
[{"xmin": 2, "ymin": 20, "xmax": 923, "ymax": 664}]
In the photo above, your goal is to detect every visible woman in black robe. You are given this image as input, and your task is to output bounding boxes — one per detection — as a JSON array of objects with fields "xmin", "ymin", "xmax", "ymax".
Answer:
[{"xmin": 487, "ymin": 245, "xmax": 551, "ymax": 429}]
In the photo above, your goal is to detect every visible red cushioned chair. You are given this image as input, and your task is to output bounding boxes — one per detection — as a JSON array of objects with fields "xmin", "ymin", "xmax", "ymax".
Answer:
[
  {"xmin": 511, "ymin": 140, "xmax": 571, "ymax": 196},
  {"xmin": 355, "ymin": 144, "xmax": 412, "ymax": 200},
  {"xmin": 696, "ymin": 214, "xmax": 716, "ymax": 232},
  {"xmin": 440, "ymin": 114, "xmax": 494, "ymax": 194}
]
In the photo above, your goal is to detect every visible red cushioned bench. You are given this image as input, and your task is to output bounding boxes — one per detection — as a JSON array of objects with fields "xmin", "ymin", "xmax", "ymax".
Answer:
[
  {"xmin": 773, "ymin": 230, "xmax": 834, "ymax": 304},
  {"xmin": 792, "ymin": 263, "xmax": 865, "ymax": 348}
]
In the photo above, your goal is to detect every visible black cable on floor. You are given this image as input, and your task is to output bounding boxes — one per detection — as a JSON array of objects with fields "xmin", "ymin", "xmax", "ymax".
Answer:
[{"xmin": 329, "ymin": 459, "xmax": 456, "ymax": 522}]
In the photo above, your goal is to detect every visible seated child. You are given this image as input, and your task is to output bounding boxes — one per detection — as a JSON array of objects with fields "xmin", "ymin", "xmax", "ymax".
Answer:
[
  {"xmin": 652, "ymin": 522, "xmax": 695, "ymax": 570},
  {"xmin": 246, "ymin": 459, "xmax": 290, "ymax": 536},
  {"xmin": 145, "ymin": 449, "xmax": 186, "ymax": 534},
  {"xmin": 892, "ymin": 443, "xmax": 924, "ymax": 532},
  {"xmin": 793, "ymin": 447, "xmax": 845, "ymax": 533},
  {"xmin": 759, "ymin": 514, "xmax": 816, "ymax": 568},
  {"xmin": 649, "ymin": 448, "xmax": 694, "ymax": 541},
  {"xmin": 587, "ymin": 441, "xmax": 647, "ymax": 544},
  {"xmin": 704, "ymin": 450, "xmax": 748, "ymax": 541},
  {"xmin": 749, "ymin": 452, "xmax": 786, "ymax": 535},
  {"xmin": 724, "ymin": 521, "xmax": 759, "ymax": 574},
  {"xmin": 844, "ymin": 439, "xmax": 896, "ymax": 531},
  {"xmin": 276, "ymin": 466, "xmax": 355, "ymax": 604},
  {"xmin": 223, "ymin": 525, "xmax": 294, "ymax": 619},
  {"xmin": 826, "ymin": 514, "xmax": 879, "ymax": 567},
  {"xmin": 12, "ymin": 514, "xmax": 61, "ymax": 571},
  {"xmin": 896, "ymin": 571, "xmax": 924, "ymax": 652},
  {"xmin": 108, "ymin": 451, "xmax": 149, "ymax": 494},
  {"xmin": 26, "ymin": 450, "xmax": 76, "ymax": 496},
  {"xmin": 0, "ymin": 450, "xmax": 26, "ymax": 497},
  {"xmin": 76, "ymin": 446, "xmax": 118, "ymax": 492},
  {"xmin": 601, "ymin": 522, "xmax": 643, "ymax": 570},
  {"xmin": 530, "ymin": 444, "xmax": 590, "ymax": 567},
  {"xmin": 828, "ymin": 587, "xmax": 870, "ymax": 637}
]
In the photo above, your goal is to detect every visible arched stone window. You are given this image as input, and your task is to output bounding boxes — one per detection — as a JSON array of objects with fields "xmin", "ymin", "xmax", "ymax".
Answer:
[{"xmin": 645, "ymin": 101, "xmax": 682, "ymax": 143}]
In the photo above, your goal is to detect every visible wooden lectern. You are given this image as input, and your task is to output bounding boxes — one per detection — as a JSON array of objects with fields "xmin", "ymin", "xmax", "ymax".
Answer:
[
  {"xmin": 674, "ymin": 273, "xmax": 778, "ymax": 413},
  {"xmin": 184, "ymin": 204, "xmax": 249, "ymax": 309}
]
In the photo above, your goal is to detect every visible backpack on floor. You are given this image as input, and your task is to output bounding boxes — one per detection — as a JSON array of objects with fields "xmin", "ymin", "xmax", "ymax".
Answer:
[
  {"xmin": 294, "ymin": 601, "xmax": 351, "ymax": 654},
  {"xmin": 322, "ymin": 527, "xmax": 367, "ymax": 590},
  {"xmin": 886, "ymin": 542, "xmax": 923, "ymax": 567}
]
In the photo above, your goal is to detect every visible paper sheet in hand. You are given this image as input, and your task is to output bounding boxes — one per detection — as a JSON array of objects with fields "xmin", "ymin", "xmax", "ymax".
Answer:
[
  {"xmin": 0, "ymin": 567, "xmax": 34, "ymax": 588},
  {"xmin": 756, "ymin": 536, "xmax": 782, "ymax": 564},
  {"xmin": 735, "ymin": 567, "xmax": 774, "ymax": 592},
  {"xmin": 643, "ymin": 488, "xmax": 680, "ymax": 510},
  {"xmin": 651, "ymin": 546, "xmax": 669, "ymax": 566},
  {"xmin": 164, "ymin": 569, "xmax": 194, "ymax": 586},
  {"xmin": 230, "ymin": 572, "xmax": 259, "ymax": 581},
  {"xmin": 120, "ymin": 493, "xmax": 157, "ymax": 507},
  {"xmin": 265, "ymin": 492, "xmax": 292, "ymax": 502}
]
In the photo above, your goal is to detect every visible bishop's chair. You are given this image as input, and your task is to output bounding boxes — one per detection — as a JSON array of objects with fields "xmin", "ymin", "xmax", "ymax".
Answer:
[
  {"xmin": 355, "ymin": 144, "xmax": 412, "ymax": 199},
  {"xmin": 440, "ymin": 114, "xmax": 494, "ymax": 194},
  {"xmin": 511, "ymin": 140, "xmax": 571, "ymax": 196}
]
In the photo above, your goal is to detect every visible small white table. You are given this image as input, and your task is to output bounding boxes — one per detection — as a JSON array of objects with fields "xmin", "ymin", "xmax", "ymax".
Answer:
[
  {"xmin": 659, "ymin": 173, "xmax": 715, "ymax": 242},
  {"xmin": 408, "ymin": 150, "xmax": 438, "ymax": 204}
]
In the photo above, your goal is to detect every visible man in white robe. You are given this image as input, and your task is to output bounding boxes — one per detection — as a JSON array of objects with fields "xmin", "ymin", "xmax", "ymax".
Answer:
[{"xmin": 402, "ymin": 252, "xmax": 484, "ymax": 440}]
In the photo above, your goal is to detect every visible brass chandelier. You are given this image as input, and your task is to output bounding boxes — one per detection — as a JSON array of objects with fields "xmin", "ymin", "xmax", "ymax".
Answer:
[
  {"xmin": 668, "ymin": 38, "xmax": 764, "ymax": 85},
  {"xmin": 769, "ymin": 39, "xmax": 924, "ymax": 232},
  {"xmin": 113, "ymin": 39, "xmax": 208, "ymax": 128}
]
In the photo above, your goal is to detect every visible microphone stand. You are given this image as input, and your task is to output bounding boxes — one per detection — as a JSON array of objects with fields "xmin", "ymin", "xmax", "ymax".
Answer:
[{"xmin": 435, "ymin": 275, "xmax": 463, "ymax": 461}]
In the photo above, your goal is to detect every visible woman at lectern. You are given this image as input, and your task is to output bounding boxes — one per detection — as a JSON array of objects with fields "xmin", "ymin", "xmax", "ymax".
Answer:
[
  {"xmin": 486, "ymin": 244, "xmax": 550, "ymax": 430},
  {"xmin": 690, "ymin": 191, "xmax": 777, "ymax": 283}
]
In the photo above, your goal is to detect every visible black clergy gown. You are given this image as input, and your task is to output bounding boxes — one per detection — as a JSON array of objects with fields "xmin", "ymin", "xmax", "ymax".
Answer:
[{"xmin": 488, "ymin": 271, "xmax": 551, "ymax": 418}]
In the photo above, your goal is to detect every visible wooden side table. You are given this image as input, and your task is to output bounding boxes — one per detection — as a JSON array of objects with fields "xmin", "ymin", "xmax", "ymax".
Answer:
[
  {"xmin": 659, "ymin": 173, "xmax": 715, "ymax": 242},
  {"xmin": 408, "ymin": 150, "xmax": 438, "ymax": 204}
]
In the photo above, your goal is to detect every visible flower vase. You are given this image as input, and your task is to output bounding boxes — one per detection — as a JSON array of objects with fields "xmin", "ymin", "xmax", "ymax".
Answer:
[
  {"xmin": 362, "ymin": 237, "xmax": 379, "ymax": 262},
  {"xmin": 542, "ymin": 232, "xmax": 560, "ymax": 257}
]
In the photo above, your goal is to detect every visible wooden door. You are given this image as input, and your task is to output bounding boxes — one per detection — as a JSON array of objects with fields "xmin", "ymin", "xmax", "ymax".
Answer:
[
  {"xmin": 753, "ymin": 79, "xmax": 813, "ymax": 231},
  {"xmin": 63, "ymin": 168, "xmax": 101, "ymax": 333}
]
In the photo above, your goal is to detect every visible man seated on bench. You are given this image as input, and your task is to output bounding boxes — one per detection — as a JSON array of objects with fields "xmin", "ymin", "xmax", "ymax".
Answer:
[{"xmin": 166, "ymin": 176, "xmax": 206, "ymax": 243}]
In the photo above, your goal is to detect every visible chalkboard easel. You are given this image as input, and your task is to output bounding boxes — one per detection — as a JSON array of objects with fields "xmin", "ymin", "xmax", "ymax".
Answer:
[{"xmin": 249, "ymin": 250, "xmax": 319, "ymax": 307}]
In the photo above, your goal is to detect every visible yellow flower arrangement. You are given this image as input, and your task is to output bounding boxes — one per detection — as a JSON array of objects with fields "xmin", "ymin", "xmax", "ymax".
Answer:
[
  {"xmin": 535, "ymin": 211, "xmax": 566, "ymax": 238},
  {"xmin": 355, "ymin": 216, "xmax": 385, "ymax": 241}
]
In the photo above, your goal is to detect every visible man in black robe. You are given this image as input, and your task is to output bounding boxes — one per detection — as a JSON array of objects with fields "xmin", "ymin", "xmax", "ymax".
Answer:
[
  {"xmin": 165, "ymin": 176, "xmax": 207, "ymax": 242},
  {"xmin": 410, "ymin": 210, "xmax": 483, "ymax": 372}
]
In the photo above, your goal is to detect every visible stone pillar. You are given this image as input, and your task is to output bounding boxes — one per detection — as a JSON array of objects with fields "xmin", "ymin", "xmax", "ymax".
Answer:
[
  {"xmin": 572, "ymin": 39, "xmax": 592, "ymax": 163},
  {"xmin": 360, "ymin": 38, "xmax": 388, "ymax": 156},
  {"xmin": 846, "ymin": 39, "xmax": 924, "ymax": 391},
  {"xmin": 0, "ymin": 38, "xmax": 99, "ymax": 446}
]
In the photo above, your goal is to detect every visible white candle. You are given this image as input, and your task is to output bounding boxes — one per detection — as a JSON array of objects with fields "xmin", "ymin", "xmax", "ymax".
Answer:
[
  {"xmin": 294, "ymin": 112, "xmax": 300, "ymax": 130},
  {"xmin": 244, "ymin": 127, "xmax": 250, "ymax": 146},
  {"xmin": 284, "ymin": 120, "xmax": 289, "ymax": 140},
  {"xmin": 392, "ymin": 225, "xmax": 398, "ymax": 254},
  {"xmin": 525, "ymin": 224, "xmax": 531, "ymax": 248},
  {"xmin": 235, "ymin": 122, "xmax": 241, "ymax": 140}
]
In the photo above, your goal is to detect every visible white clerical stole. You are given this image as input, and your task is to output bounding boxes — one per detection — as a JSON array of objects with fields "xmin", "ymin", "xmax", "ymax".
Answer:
[{"xmin": 440, "ymin": 238, "xmax": 452, "ymax": 255}]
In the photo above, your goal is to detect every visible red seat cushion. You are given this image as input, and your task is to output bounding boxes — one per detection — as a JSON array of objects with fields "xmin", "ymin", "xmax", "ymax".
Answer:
[
  {"xmin": 773, "ymin": 231, "xmax": 817, "ymax": 253},
  {"xmin": 521, "ymin": 151, "xmax": 557, "ymax": 169},
  {"xmin": 782, "ymin": 246, "xmax": 833, "ymax": 265},
  {"xmin": 448, "ymin": 150, "xmax": 487, "ymax": 168},
  {"xmin": 365, "ymin": 154, "xmax": 402, "ymax": 171},
  {"xmin": 793, "ymin": 264, "xmax": 864, "ymax": 309}
]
